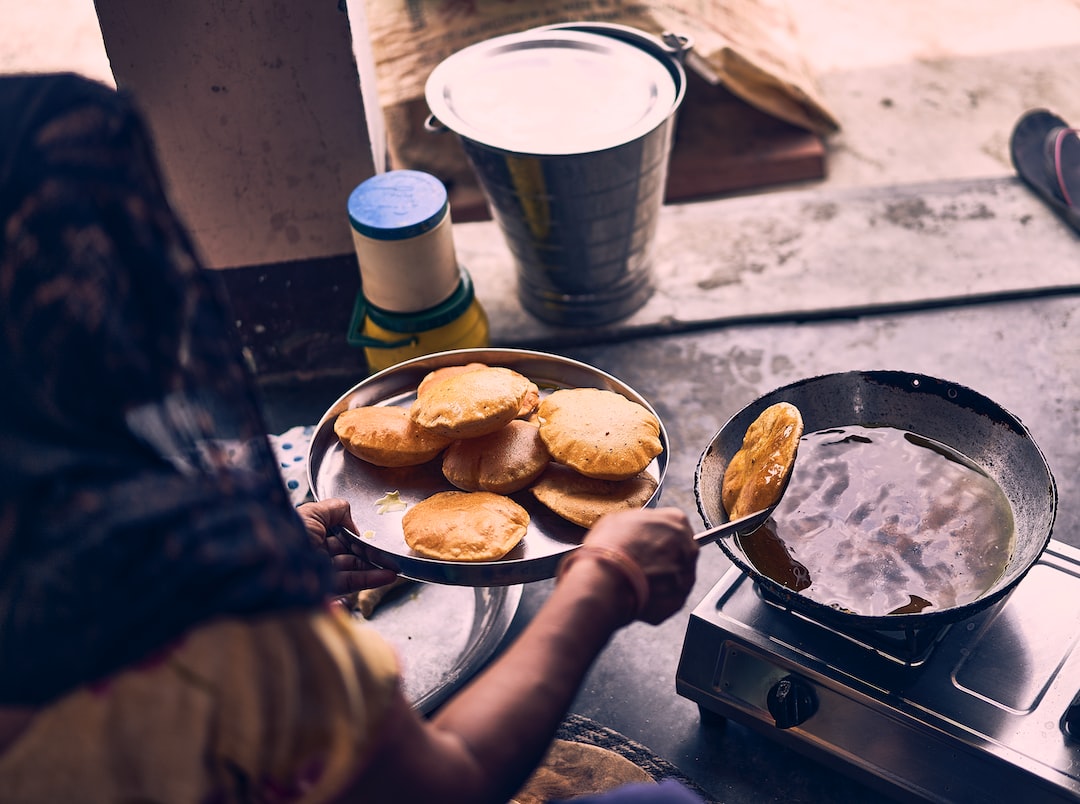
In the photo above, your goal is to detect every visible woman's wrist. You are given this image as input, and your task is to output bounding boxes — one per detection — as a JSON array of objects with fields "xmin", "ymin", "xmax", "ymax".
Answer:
[{"xmin": 556, "ymin": 545, "xmax": 648, "ymax": 624}]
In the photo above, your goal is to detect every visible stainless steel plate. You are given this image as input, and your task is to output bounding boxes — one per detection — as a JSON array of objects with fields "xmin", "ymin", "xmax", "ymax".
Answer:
[
  {"xmin": 357, "ymin": 581, "xmax": 522, "ymax": 714},
  {"xmin": 308, "ymin": 348, "xmax": 669, "ymax": 586}
]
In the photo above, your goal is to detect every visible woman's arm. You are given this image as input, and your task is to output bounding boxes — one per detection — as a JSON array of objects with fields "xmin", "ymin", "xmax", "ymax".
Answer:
[{"xmin": 338, "ymin": 507, "xmax": 697, "ymax": 804}]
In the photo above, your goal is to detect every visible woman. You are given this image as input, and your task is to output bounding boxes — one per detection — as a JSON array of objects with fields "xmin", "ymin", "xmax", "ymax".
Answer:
[{"xmin": 0, "ymin": 73, "xmax": 700, "ymax": 803}]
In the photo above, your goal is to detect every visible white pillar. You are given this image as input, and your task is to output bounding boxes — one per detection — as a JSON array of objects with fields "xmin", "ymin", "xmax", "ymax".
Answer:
[{"xmin": 94, "ymin": 0, "xmax": 378, "ymax": 270}]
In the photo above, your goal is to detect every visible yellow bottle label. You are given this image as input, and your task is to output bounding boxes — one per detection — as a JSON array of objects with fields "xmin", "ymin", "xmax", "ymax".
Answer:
[{"xmin": 361, "ymin": 299, "xmax": 490, "ymax": 373}]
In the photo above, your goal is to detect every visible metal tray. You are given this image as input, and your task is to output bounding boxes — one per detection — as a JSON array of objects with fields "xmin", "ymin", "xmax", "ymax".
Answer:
[
  {"xmin": 357, "ymin": 581, "xmax": 522, "ymax": 714},
  {"xmin": 308, "ymin": 348, "xmax": 669, "ymax": 586}
]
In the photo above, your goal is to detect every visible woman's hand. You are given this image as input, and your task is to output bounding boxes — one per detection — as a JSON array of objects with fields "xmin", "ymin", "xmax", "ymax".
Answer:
[
  {"xmin": 574, "ymin": 507, "xmax": 698, "ymax": 625},
  {"xmin": 296, "ymin": 498, "xmax": 398, "ymax": 595}
]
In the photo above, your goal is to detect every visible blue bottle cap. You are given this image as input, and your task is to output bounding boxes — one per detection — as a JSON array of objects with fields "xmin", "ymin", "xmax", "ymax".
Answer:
[{"xmin": 347, "ymin": 170, "xmax": 449, "ymax": 241}]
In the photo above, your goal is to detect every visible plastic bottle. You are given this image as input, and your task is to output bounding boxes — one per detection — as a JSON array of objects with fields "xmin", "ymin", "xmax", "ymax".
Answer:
[{"xmin": 346, "ymin": 170, "xmax": 489, "ymax": 373}]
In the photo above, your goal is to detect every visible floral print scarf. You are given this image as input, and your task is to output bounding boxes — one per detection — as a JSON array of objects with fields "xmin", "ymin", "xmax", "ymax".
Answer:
[{"xmin": 0, "ymin": 73, "xmax": 333, "ymax": 705}]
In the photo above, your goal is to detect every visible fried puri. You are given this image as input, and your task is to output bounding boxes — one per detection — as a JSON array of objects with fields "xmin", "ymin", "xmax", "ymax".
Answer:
[
  {"xmin": 410, "ymin": 365, "xmax": 532, "ymax": 439},
  {"xmin": 417, "ymin": 362, "xmax": 540, "ymax": 420},
  {"xmin": 721, "ymin": 401, "xmax": 804, "ymax": 519},
  {"xmin": 402, "ymin": 490, "xmax": 529, "ymax": 561},
  {"xmin": 334, "ymin": 405, "xmax": 453, "ymax": 467},
  {"xmin": 415, "ymin": 362, "xmax": 489, "ymax": 397},
  {"xmin": 442, "ymin": 419, "xmax": 550, "ymax": 494},
  {"xmin": 530, "ymin": 463, "xmax": 658, "ymax": 528},
  {"xmin": 537, "ymin": 388, "xmax": 662, "ymax": 481}
]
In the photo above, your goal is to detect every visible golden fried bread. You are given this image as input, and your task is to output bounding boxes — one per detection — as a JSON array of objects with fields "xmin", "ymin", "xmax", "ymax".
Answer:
[
  {"xmin": 721, "ymin": 401, "xmax": 804, "ymax": 519},
  {"xmin": 401, "ymin": 490, "xmax": 529, "ymax": 561},
  {"xmin": 410, "ymin": 365, "xmax": 531, "ymax": 439},
  {"xmin": 537, "ymin": 388, "xmax": 662, "ymax": 481},
  {"xmin": 516, "ymin": 380, "xmax": 541, "ymax": 420},
  {"xmin": 530, "ymin": 464, "xmax": 658, "ymax": 528},
  {"xmin": 416, "ymin": 362, "xmax": 489, "ymax": 397},
  {"xmin": 511, "ymin": 739, "xmax": 651, "ymax": 804},
  {"xmin": 334, "ymin": 405, "xmax": 453, "ymax": 467},
  {"xmin": 417, "ymin": 362, "xmax": 540, "ymax": 420},
  {"xmin": 442, "ymin": 419, "xmax": 550, "ymax": 494}
]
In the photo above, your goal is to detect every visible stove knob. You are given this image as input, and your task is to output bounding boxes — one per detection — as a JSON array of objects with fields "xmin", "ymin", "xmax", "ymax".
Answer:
[
  {"xmin": 1061, "ymin": 690, "xmax": 1080, "ymax": 741},
  {"xmin": 767, "ymin": 675, "xmax": 818, "ymax": 729}
]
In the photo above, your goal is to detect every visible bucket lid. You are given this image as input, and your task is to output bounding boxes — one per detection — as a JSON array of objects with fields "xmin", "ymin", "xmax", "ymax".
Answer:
[
  {"xmin": 425, "ymin": 26, "xmax": 683, "ymax": 156},
  {"xmin": 347, "ymin": 170, "xmax": 448, "ymax": 241}
]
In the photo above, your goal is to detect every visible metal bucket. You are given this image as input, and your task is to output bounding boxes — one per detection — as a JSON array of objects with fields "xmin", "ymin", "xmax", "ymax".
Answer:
[{"xmin": 425, "ymin": 22, "xmax": 690, "ymax": 326}]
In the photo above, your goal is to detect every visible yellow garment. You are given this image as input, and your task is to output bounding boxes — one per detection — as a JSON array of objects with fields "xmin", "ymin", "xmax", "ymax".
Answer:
[{"xmin": 0, "ymin": 606, "xmax": 399, "ymax": 803}]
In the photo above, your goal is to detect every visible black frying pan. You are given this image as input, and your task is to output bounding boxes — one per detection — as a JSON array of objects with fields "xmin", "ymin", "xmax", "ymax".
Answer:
[{"xmin": 694, "ymin": 370, "xmax": 1057, "ymax": 631}]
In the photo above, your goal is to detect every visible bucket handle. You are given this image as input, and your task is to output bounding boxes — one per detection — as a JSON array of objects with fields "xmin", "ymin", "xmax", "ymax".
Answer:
[
  {"xmin": 660, "ymin": 31, "xmax": 693, "ymax": 63},
  {"xmin": 535, "ymin": 21, "xmax": 693, "ymax": 63},
  {"xmin": 424, "ymin": 114, "xmax": 446, "ymax": 134}
]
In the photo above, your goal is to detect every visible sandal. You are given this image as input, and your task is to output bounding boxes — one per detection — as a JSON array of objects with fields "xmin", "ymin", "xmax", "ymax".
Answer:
[{"xmin": 1009, "ymin": 108, "xmax": 1080, "ymax": 235}]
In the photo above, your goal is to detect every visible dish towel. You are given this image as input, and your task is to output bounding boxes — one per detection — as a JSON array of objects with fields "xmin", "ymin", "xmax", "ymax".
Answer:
[{"xmin": 268, "ymin": 425, "xmax": 316, "ymax": 506}]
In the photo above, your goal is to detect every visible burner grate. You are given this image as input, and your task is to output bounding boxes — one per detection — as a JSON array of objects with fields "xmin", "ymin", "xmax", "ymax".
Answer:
[{"xmin": 755, "ymin": 583, "xmax": 952, "ymax": 666}]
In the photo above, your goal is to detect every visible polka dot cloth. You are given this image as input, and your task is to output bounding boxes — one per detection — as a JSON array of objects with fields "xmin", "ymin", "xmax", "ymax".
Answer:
[{"xmin": 268, "ymin": 425, "xmax": 316, "ymax": 506}]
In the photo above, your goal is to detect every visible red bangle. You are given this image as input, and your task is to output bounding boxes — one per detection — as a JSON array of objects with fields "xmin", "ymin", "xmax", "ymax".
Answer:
[{"xmin": 557, "ymin": 544, "xmax": 649, "ymax": 619}]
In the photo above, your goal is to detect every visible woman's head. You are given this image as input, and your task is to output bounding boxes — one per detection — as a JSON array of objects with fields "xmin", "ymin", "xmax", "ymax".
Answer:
[{"xmin": 0, "ymin": 74, "xmax": 333, "ymax": 704}]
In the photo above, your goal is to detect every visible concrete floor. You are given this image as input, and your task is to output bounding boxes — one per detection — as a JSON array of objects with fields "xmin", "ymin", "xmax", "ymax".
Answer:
[
  {"xmin": 4, "ymin": 0, "xmax": 1080, "ymax": 194},
  {"xmin": 791, "ymin": 0, "xmax": 1080, "ymax": 190}
]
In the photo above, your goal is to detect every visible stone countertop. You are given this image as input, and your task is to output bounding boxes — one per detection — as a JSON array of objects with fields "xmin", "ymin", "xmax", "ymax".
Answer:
[
  {"xmin": 236, "ymin": 175, "xmax": 1079, "ymax": 381},
  {"xmin": 455, "ymin": 175, "xmax": 1080, "ymax": 350},
  {"xmin": 259, "ymin": 176, "xmax": 1080, "ymax": 803},
  {"xmin": 500, "ymin": 290, "xmax": 1080, "ymax": 803}
]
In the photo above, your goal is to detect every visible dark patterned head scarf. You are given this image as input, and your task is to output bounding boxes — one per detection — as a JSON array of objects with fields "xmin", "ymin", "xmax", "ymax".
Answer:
[{"xmin": 0, "ymin": 73, "xmax": 334, "ymax": 705}]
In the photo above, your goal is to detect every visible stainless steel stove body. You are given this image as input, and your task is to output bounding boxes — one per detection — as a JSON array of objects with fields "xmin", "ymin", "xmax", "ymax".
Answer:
[{"xmin": 676, "ymin": 539, "xmax": 1080, "ymax": 803}]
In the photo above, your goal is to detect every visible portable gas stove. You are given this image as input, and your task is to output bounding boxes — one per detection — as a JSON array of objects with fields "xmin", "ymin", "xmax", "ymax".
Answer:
[{"xmin": 676, "ymin": 538, "xmax": 1080, "ymax": 803}]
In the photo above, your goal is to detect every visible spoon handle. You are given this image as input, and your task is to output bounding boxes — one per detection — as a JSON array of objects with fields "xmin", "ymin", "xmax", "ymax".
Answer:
[{"xmin": 694, "ymin": 507, "xmax": 773, "ymax": 546}]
